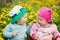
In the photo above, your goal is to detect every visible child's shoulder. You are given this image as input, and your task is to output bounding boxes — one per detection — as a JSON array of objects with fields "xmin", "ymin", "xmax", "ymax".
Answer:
[
  {"xmin": 31, "ymin": 23, "xmax": 38, "ymax": 29},
  {"xmin": 7, "ymin": 23, "xmax": 13, "ymax": 26},
  {"xmin": 32, "ymin": 23, "xmax": 37, "ymax": 26},
  {"xmin": 6, "ymin": 23, "xmax": 14, "ymax": 27},
  {"xmin": 51, "ymin": 23, "xmax": 57, "ymax": 29},
  {"xmin": 51, "ymin": 23, "xmax": 57, "ymax": 27}
]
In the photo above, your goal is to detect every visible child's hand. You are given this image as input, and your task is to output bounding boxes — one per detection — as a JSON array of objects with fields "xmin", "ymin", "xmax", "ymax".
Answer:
[
  {"xmin": 12, "ymin": 32, "xmax": 17, "ymax": 36},
  {"xmin": 35, "ymin": 37, "xmax": 40, "ymax": 40},
  {"xmin": 34, "ymin": 35, "xmax": 40, "ymax": 40},
  {"xmin": 29, "ymin": 21, "xmax": 34, "ymax": 26},
  {"xmin": 57, "ymin": 38, "xmax": 60, "ymax": 40}
]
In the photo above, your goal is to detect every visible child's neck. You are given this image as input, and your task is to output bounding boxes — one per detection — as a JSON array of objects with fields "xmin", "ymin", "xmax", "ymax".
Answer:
[
  {"xmin": 38, "ymin": 22, "xmax": 51, "ymax": 27},
  {"xmin": 16, "ymin": 22, "xmax": 24, "ymax": 25}
]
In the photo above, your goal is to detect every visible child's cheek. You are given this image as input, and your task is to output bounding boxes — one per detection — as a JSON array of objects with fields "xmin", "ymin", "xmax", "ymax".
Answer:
[{"xmin": 23, "ymin": 19, "xmax": 27, "ymax": 23}]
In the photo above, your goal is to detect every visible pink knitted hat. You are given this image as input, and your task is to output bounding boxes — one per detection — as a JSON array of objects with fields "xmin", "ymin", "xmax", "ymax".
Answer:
[{"xmin": 38, "ymin": 7, "xmax": 52, "ymax": 23}]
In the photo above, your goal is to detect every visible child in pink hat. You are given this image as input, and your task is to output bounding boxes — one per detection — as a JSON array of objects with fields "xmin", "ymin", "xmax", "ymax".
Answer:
[{"xmin": 30, "ymin": 7, "xmax": 60, "ymax": 40}]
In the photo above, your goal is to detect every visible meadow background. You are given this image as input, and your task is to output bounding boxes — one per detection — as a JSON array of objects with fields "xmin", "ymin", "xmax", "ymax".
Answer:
[{"xmin": 0, "ymin": 0, "xmax": 60, "ymax": 40}]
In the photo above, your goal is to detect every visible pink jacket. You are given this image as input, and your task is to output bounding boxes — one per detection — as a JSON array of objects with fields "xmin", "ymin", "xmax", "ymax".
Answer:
[{"xmin": 30, "ymin": 22, "xmax": 60, "ymax": 40}]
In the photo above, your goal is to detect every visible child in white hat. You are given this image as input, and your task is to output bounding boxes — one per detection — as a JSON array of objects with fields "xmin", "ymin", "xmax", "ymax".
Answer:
[{"xmin": 3, "ymin": 6, "xmax": 32, "ymax": 40}]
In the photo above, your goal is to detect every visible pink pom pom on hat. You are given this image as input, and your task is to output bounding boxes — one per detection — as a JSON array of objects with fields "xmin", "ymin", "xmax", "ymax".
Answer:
[{"xmin": 38, "ymin": 7, "xmax": 52, "ymax": 23}]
